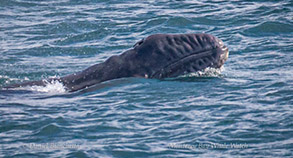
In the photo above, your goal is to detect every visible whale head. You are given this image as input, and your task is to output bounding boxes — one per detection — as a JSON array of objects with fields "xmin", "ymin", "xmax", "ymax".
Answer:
[{"xmin": 129, "ymin": 33, "xmax": 229, "ymax": 78}]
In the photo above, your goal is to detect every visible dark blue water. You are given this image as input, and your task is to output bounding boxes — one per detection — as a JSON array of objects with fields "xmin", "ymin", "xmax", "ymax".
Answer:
[{"xmin": 1, "ymin": 0, "xmax": 293, "ymax": 157}]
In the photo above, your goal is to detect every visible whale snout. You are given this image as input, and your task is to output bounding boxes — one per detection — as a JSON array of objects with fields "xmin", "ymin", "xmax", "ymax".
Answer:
[
  {"xmin": 197, "ymin": 34, "xmax": 229, "ymax": 69},
  {"xmin": 216, "ymin": 38, "xmax": 229, "ymax": 68}
]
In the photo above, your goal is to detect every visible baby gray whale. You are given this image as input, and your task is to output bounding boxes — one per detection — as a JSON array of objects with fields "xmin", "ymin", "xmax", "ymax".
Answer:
[{"xmin": 5, "ymin": 33, "xmax": 229, "ymax": 92}]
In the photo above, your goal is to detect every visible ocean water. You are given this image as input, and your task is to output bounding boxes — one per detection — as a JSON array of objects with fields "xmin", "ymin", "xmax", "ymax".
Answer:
[{"xmin": 0, "ymin": 0, "xmax": 292, "ymax": 157}]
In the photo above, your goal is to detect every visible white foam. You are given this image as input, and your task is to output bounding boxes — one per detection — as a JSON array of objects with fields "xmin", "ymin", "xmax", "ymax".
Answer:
[
  {"xmin": 28, "ymin": 80, "xmax": 66, "ymax": 93},
  {"xmin": 180, "ymin": 67, "xmax": 224, "ymax": 78}
]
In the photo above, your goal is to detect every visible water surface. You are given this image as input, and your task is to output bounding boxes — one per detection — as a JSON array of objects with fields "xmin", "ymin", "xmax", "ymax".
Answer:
[{"xmin": 0, "ymin": 0, "xmax": 292, "ymax": 157}]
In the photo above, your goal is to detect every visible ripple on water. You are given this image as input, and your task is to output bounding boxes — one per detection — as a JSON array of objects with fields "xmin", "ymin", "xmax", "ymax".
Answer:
[
  {"xmin": 243, "ymin": 21, "xmax": 293, "ymax": 36},
  {"xmin": 34, "ymin": 123, "xmax": 62, "ymax": 136}
]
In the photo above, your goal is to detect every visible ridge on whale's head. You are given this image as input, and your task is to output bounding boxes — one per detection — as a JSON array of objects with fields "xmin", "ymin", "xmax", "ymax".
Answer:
[{"xmin": 128, "ymin": 33, "xmax": 229, "ymax": 78}]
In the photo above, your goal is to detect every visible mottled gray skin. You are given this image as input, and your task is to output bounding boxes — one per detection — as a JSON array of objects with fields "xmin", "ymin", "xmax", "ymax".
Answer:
[{"xmin": 5, "ymin": 33, "xmax": 229, "ymax": 92}]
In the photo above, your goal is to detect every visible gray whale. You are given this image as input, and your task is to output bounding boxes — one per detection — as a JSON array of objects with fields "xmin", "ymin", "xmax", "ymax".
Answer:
[{"xmin": 5, "ymin": 33, "xmax": 229, "ymax": 92}]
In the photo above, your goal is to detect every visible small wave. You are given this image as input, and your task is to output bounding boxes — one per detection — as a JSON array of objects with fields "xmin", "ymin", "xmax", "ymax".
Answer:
[{"xmin": 242, "ymin": 21, "xmax": 293, "ymax": 36}]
